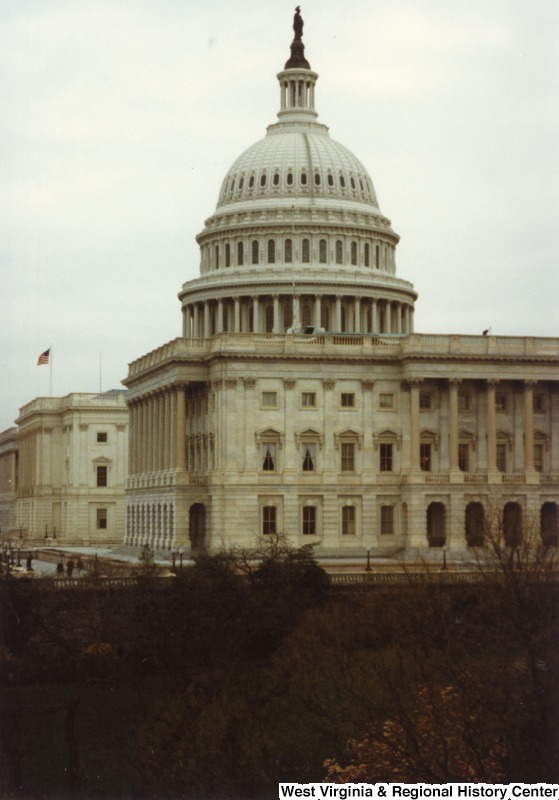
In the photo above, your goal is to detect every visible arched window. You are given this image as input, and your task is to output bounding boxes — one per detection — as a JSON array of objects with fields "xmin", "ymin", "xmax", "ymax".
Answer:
[
  {"xmin": 301, "ymin": 171, "xmax": 307, "ymax": 186},
  {"xmin": 251, "ymin": 240, "xmax": 259, "ymax": 265},
  {"xmin": 285, "ymin": 238, "xmax": 293, "ymax": 263},
  {"xmin": 302, "ymin": 238, "xmax": 310, "ymax": 263},
  {"xmin": 350, "ymin": 177, "xmax": 356, "ymax": 189},
  {"xmin": 375, "ymin": 245, "xmax": 380, "ymax": 269},
  {"xmin": 215, "ymin": 245, "xmax": 220, "ymax": 269},
  {"xmin": 335, "ymin": 240, "xmax": 343, "ymax": 265},
  {"xmin": 239, "ymin": 177, "xmax": 244, "ymax": 189},
  {"xmin": 327, "ymin": 174, "xmax": 334, "ymax": 187},
  {"xmin": 364, "ymin": 243, "xmax": 370, "ymax": 267},
  {"xmin": 237, "ymin": 241, "xmax": 244, "ymax": 266},
  {"xmin": 273, "ymin": 172, "xmax": 280, "ymax": 186},
  {"xmin": 314, "ymin": 173, "xmax": 321, "ymax": 186},
  {"xmin": 319, "ymin": 239, "xmax": 327, "ymax": 263},
  {"xmin": 351, "ymin": 241, "xmax": 357, "ymax": 266},
  {"xmin": 230, "ymin": 179, "xmax": 235, "ymax": 193},
  {"xmin": 267, "ymin": 239, "xmax": 276, "ymax": 264},
  {"xmin": 541, "ymin": 502, "xmax": 558, "ymax": 546},
  {"xmin": 427, "ymin": 502, "xmax": 446, "ymax": 547},
  {"xmin": 465, "ymin": 502, "xmax": 485, "ymax": 547},
  {"xmin": 503, "ymin": 502, "xmax": 522, "ymax": 547},
  {"xmin": 260, "ymin": 173, "xmax": 267, "ymax": 187},
  {"xmin": 248, "ymin": 175, "xmax": 255, "ymax": 189},
  {"xmin": 339, "ymin": 175, "xmax": 346, "ymax": 188},
  {"xmin": 225, "ymin": 243, "xmax": 231, "ymax": 267},
  {"xmin": 287, "ymin": 172, "xmax": 294, "ymax": 186}
]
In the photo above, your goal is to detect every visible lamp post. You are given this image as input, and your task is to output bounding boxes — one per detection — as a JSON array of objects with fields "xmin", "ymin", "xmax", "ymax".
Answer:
[
  {"xmin": 172, "ymin": 551, "xmax": 177, "ymax": 573},
  {"xmin": 365, "ymin": 548, "xmax": 371, "ymax": 572},
  {"xmin": 442, "ymin": 546, "xmax": 448, "ymax": 571},
  {"xmin": 178, "ymin": 548, "xmax": 184, "ymax": 569}
]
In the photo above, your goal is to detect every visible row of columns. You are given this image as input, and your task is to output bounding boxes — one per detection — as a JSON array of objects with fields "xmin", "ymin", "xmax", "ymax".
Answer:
[
  {"xmin": 129, "ymin": 385, "xmax": 186, "ymax": 475},
  {"xmin": 126, "ymin": 502, "xmax": 174, "ymax": 548},
  {"xmin": 183, "ymin": 295, "xmax": 414, "ymax": 337},
  {"xmin": 409, "ymin": 378, "xmax": 539, "ymax": 474}
]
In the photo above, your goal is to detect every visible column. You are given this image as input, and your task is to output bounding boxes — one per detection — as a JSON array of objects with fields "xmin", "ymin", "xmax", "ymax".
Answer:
[
  {"xmin": 252, "ymin": 296, "xmax": 260, "ymax": 333},
  {"xmin": 315, "ymin": 296, "xmax": 322, "ymax": 330},
  {"xmin": 140, "ymin": 399, "xmax": 147, "ymax": 474},
  {"xmin": 193, "ymin": 304, "xmax": 200, "ymax": 338},
  {"xmin": 234, "ymin": 297, "xmax": 241, "ymax": 332},
  {"xmin": 176, "ymin": 385, "xmax": 186, "ymax": 471},
  {"xmin": 335, "ymin": 296, "xmax": 342, "ymax": 331},
  {"xmin": 385, "ymin": 302, "xmax": 392, "ymax": 333},
  {"xmin": 449, "ymin": 379, "xmax": 460, "ymax": 475},
  {"xmin": 157, "ymin": 392, "xmax": 165, "ymax": 472},
  {"xmin": 372, "ymin": 299, "xmax": 378, "ymax": 333},
  {"xmin": 486, "ymin": 380, "xmax": 498, "ymax": 473},
  {"xmin": 354, "ymin": 298, "xmax": 361, "ymax": 333},
  {"xmin": 524, "ymin": 380, "xmax": 536, "ymax": 474},
  {"xmin": 216, "ymin": 299, "xmax": 224, "ymax": 333},
  {"xmin": 273, "ymin": 295, "xmax": 280, "ymax": 333},
  {"xmin": 293, "ymin": 294, "xmax": 300, "ymax": 325},
  {"xmin": 408, "ymin": 379, "xmax": 422, "ymax": 473},
  {"xmin": 203, "ymin": 302, "xmax": 211, "ymax": 338}
]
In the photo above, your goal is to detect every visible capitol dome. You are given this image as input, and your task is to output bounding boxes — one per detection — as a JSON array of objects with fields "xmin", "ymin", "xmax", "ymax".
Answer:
[{"xmin": 179, "ymin": 14, "xmax": 417, "ymax": 337}]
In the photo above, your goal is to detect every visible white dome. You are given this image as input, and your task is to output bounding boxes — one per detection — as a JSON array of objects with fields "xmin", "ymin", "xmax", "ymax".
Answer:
[{"xmin": 216, "ymin": 129, "xmax": 380, "ymax": 213}]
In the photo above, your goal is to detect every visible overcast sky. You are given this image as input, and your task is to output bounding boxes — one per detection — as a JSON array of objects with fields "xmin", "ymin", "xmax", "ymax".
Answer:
[{"xmin": 2, "ymin": 0, "xmax": 558, "ymax": 432}]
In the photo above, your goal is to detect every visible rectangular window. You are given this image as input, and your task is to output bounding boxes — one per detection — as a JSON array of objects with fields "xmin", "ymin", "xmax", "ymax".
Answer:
[
  {"xmin": 262, "ymin": 506, "xmax": 277, "ymax": 535},
  {"xmin": 341, "ymin": 393, "xmax": 355, "ymax": 408},
  {"xmin": 420, "ymin": 443, "xmax": 431, "ymax": 472},
  {"xmin": 341, "ymin": 443, "xmax": 355, "ymax": 472},
  {"xmin": 301, "ymin": 443, "xmax": 316, "ymax": 472},
  {"xmin": 379, "ymin": 443, "xmax": 393, "ymax": 472},
  {"xmin": 96, "ymin": 465, "xmax": 108, "ymax": 487},
  {"xmin": 302, "ymin": 392, "xmax": 316, "ymax": 408},
  {"xmin": 496, "ymin": 443, "xmax": 507, "ymax": 472},
  {"xmin": 379, "ymin": 393, "xmax": 394, "ymax": 409},
  {"xmin": 96, "ymin": 508, "xmax": 107, "ymax": 529},
  {"xmin": 495, "ymin": 393, "xmax": 507, "ymax": 411},
  {"xmin": 341, "ymin": 506, "xmax": 356, "ymax": 536},
  {"xmin": 419, "ymin": 392, "xmax": 433, "ymax": 410},
  {"xmin": 380, "ymin": 505, "xmax": 394, "ymax": 536},
  {"xmin": 533, "ymin": 395, "xmax": 545, "ymax": 413},
  {"xmin": 302, "ymin": 506, "xmax": 317, "ymax": 536},
  {"xmin": 97, "ymin": 432, "xmax": 108, "ymax": 443},
  {"xmin": 262, "ymin": 391, "xmax": 277, "ymax": 407},
  {"xmin": 261, "ymin": 444, "xmax": 276, "ymax": 472},
  {"xmin": 458, "ymin": 443, "xmax": 470, "ymax": 472},
  {"xmin": 534, "ymin": 444, "xmax": 543, "ymax": 472},
  {"xmin": 458, "ymin": 394, "xmax": 470, "ymax": 411}
]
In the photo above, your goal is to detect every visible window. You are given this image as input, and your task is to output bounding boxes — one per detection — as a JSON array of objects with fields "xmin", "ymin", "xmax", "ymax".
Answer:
[
  {"xmin": 237, "ymin": 241, "xmax": 244, "ymax": 266},
  {"xmin": 379, "ymin": 393, "xmax": 394, "ymax": 409},
  {"xmin": 350, "ymin": 177, "xmax": 356, "ymax": 189},
  {"xmin": 215, "ymin": 245, "xmax": 220, "ymax": 269},
  {"xmin": 225, "ymin": 243, "xmax": 231, "ymax": 267},
  {"xmin": 341, "ymin": 505, "xmax": 356, "ymax": 535},
  {"xmin": 533, "ymin": 394, "xmax": 545, "ymax": 413},
  {"xmin": 301, "ymin": 444, "xmax": 316, "ymax": 472},
  {"xmin": 495, "ymin": 393, "xmax": 507, "ymax": 411},
  {"xmin": 302, "ymin": 392, "xmax": 316, "ymax": 408},
  {"xmin": 364, "ymin": 243, "xmax": 370, "ymax": 267},
  {"xmin": 314, "ymin": 173, "xmax": 321, "ymax": 186},
  {"xmin": 419, "ymin": 392, "xmax": 433, "ymax": 410},
  {"xmin": 327, "ymin": 174, "xmax": 334, "ymax": 187},
  {"xmin": 319, "ymin": 239, "xmax": 327, "ymax": 263},
  {"xmin": 534, "ymin": 444, "xmax": 544, "ymax": 472},
  {"xmin": 420, "ymin": 443, "xmax": 431, "ymax": 472},
  {"xmin": 273, "ymin": 172, "xmax": 280, "ymax": 186},
  {"xmin": 261, "ymin": 444, "xmax": 276, "ymax": 472},
  {"xmin": 284, "ymin": 238, "xmax": 293, "ymax": 263},
  {"xmin": 458, "ymin": 393, "xmax": 471, "ymax": 411},
  {"xmin": 262, "ymin": 506, "xmax": 277, "ymax": 535},
  {"xmin": 302, "ymin": 505, "xmax": 317, "ymax": 535},
  {"xmin": 260, "ymin": 173, "xmax": 267, "ymax": 187},
  {"xmin": 248, "ymin": 175, "xmax": 255, "ymax": 188},
  {"xmin": 351, "ymin": 241, "xmax": 357, "ymax": 265},
  {"xmin": 287, "ymin": 172, "xmax": 293, "ymax": 186},
  {"xmin": 496, "ymin": 443, "xmax": 507, "ymax": 472},
  {"xmin": 339, "ymin": 175, "xmax": 346, "ymax": 188},
  {"xmin": 458, "ymin": 443, "xmax": 470, "ymax": 472},
  {"xmin": 380, "ymin": 506, "xmax": 394, "ymax": 536},
  {"xmin": 302, "ymin": 238, "xmax": 310, "ymax": 263},
  {"xmin": 96, "ymin": 508, "xmax": 107, "ymax": 530},
  {"xmin": 301, "ymin": 171, "xmax": 307, "ymax": 185},
  {"xmin": 341, "ymin": 393, "xmax": 355, "ymax": 408},
  {"xmin": 335, "ymin": 240, "xmax": 343, "ymax": 265},
  {"xmin": 251, "ymin": 240, "xmax": 259, "ymax": 265},
  {"xmin": 267, "ymin": 239, "xmax": 276, "ymax": 263},
  {"xmin": 96, "ymin": 465, "xmax": 108, "ymax": 487},
  {"xmin": 341, "ymin": 443, "xmax": 355, "ymax": 472},
  {"xmin": 97, "ymin": 432, "xmax": 107, "ymax": 443},
  {"xmin": 261, "ymin": 391, "xmax": 277, "ymax": 407},
  {"xmin": 380, "ymin": 443, "xmax": 393, "ymax": 472}
]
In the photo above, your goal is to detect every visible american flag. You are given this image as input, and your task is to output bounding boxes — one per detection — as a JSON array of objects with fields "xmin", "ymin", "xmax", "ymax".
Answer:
[{"xmin": 37, "ymin": 349, "xmax": 50, "ymax": 365}]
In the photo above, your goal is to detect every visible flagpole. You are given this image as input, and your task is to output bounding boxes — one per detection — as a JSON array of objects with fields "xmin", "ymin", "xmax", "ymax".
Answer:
[{"xmin": 49, "ymin": 345, "xmax": 53, "ymax": 396}]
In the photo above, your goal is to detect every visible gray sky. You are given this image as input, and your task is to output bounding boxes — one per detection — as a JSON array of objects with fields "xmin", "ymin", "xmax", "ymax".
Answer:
[{"xmin": 2, "ymin": 0, "xmax": 558, "ymax": 432}]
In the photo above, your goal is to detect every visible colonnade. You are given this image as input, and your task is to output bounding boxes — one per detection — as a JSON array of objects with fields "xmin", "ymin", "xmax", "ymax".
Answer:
[
  {"xmin": 128, "ymin": 384, "xmax": 186, "ymax": 475},
  {"xmin": 126, "ymin": 501, "xmax": 174, "ymax": 549},
  {"xmin": 182, "ymin": 294, "xmax": 414, "ymax": 337}
]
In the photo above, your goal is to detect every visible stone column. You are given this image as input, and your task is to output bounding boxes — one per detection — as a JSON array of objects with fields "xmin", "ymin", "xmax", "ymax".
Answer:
[
  {"xmin": 449, "ymin": 379, "xmax": 461, "ymax": 477},
  {"xmin": 234, "ymin": 297, "xmax": 241, "ymax": 332},
  {"xmin": 486, "ymin": 380, "xmax": 498, "ymax": 474},
  {"xmin": 354, "ymin": 298, "xmax": 361, "ymax": 333},
  {"xmin": 273, "ymin": 295, "xmax": 280, "ymax": 333},
  {"xmin": 157, "ymin": 392, "xmax": 165, "ymax": 472},
  {"xmin": 216, "ymin": 299, "xmax": 224, "ymax": 333},
  {"xmin": 386, "ymin": 302, "xmax": 392, "ymax": 333},
  {"xmin": 252, "ymin": 296, "xmax": 260, "ymax": 333},
  {"xmin": 524, "ymin": 380, "xmax": 537, "ymax": 476},
  {"xmin": 372, "ymin": 299, "xmax": 378, "ymax": 333},
  {"xmin": 139, "ymin": 400, "xmax": 147, "ymax": 474},
  {"xmin": 335, "ymin": 296, "xmax": 342, "ymax": 331},
  {"xmin": 175, "ymin": 385, "xmax": 186, "ymax": 471},
  {"xmin": 293, "ymin": 295, "xmax": 300, "ymax": 325},
  {"xmin": 408, "ymin": 379, "xmax": 422, "ymax": 474},
  {"xmin": 203, "ymin": 302, "xmax": 211, "ymax": 338},
  {"xmin": 315, "ymin": 296, "xmax": 322, "ymax": 329},
  {"xmin": 147, "ymin": 395, "xmax": 154, "ymax": 474},
  {"xmin": 193, "ymin": 304, "xmax": 200, "ymax": 338}
]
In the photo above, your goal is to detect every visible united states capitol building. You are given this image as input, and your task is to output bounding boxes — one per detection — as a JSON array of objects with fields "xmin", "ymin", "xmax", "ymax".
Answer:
[{"xmin": 122, "ymin": 11, "xmax": 558, "ymax": 557}]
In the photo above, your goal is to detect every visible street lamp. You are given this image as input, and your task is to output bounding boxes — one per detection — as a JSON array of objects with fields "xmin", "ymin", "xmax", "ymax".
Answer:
[
  {"xmin": 365, "ymin": 548, "xmax": 371, "ymax": 572},
  {"xmin": 442, "ymin": 546, "xmax": 448, "ymax": 571}
]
